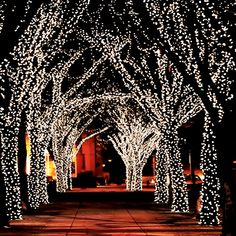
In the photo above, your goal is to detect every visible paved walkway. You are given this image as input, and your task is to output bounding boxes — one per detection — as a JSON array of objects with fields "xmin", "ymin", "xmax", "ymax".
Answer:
[{"xmin": 0, "ymin": 186, "xmax": 222, "ymax": 236}]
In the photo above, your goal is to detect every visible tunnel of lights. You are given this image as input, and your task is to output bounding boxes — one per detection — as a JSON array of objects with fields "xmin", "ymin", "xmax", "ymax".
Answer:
[{"xmin": 0, "ymin": 0, "xmax": 235, "ymax": 227}]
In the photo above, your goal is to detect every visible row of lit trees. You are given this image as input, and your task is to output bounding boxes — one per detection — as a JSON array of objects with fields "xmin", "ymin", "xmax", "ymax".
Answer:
[
  {"xmin": 119, "ymin": 0, "xmax": 235, "ymax": 231},
  {"xmin": 140, "ymin": 1, "xmax": 235, "ymax": 230},
  {"xmin": 0, "ymin": 0, "xmax": 93, "ymax": 218},
  {"xmin": 0, "ymin": 1, "xmax": 235, "ymax": 234}
]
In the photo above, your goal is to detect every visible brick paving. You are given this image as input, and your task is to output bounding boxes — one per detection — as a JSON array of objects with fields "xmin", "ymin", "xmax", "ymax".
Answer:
[{"xmin": 0, "ymin": 186, "xmax": 222, "ymax": 236}]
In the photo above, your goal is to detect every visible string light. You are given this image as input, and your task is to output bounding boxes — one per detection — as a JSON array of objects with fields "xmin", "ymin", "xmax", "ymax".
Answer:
[
  {"xmin": 0, "ymin": 1, "xmax": 6, "ymax": 33},
  {"xmin": 154, "ymin": 140, "xmax": 170, "ymax": 204},
  {"xmin": 199, "ymin": 112, "xmax": 220, "ymax": 225},
  {"xmin": 0, "ymin": 1, "xmax": 234, "ymax": 224}
]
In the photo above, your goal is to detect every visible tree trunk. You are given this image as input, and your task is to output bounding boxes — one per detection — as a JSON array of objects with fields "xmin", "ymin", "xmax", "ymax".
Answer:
[
  {"xmin": 154, "ymin": 151, "xmax": 170, "ymax": 204},
  {"xmin": 168, "ymin": 131, "xmax": 189, "ymax": 212},
  {"xmin": 125, "ymin": 163, "xmax": 143, "ymax": 191},
  {"xmin": 132, "ymin": 164, "xmax": 143, "ymax": 191},
  {"xmin": 27, "ymin": 130, "xmax": 48, "ymax": 208},
  {"xmin": 199, "ymin": 114, "xmax": 220, "ymax": 225},
  {"xmin": 55, "ymin": 159, "xmax": 67, "ymax": 192},
  {"xmin": 1, "ymin": 123, "xmax": 22, "ymax": 219},
  {"xmin": 125, "ymin": 166, "xmax": 133, "ymax": 191}
]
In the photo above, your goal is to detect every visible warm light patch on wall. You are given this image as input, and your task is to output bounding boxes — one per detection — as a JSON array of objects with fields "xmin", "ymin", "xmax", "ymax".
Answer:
[
  {"xmin": 71, "ymin": 144, "xmax": 77, "ymax": 178},
  {"xmin": 45, "ymin": 149, "xmax": 56, "ymax": 180},
  {"xmin": 25, "ymin": 132, "xmax": 31, "ymax": 175}
]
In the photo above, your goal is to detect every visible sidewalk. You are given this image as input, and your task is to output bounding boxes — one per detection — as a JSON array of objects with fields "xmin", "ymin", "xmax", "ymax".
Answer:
[{"xmin": 0, "ymin": 186, "xmax": 222, "ymax": 236}]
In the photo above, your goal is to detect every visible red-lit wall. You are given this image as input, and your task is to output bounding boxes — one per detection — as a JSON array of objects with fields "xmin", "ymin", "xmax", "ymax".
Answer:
[{"xmin": 77, "ymin": 133, "xmax": 96, "ymax": 175}]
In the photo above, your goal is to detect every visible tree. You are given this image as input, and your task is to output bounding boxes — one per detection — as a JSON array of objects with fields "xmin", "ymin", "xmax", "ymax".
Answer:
[
  {"xmin": 51, "ymin": 98, "xmax": 104, "ymax": 192},
  {"xmin": 108, "ymin": 98, "xmax": 160, "ymax": 191}
]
